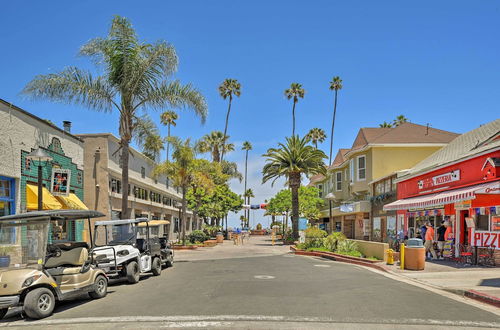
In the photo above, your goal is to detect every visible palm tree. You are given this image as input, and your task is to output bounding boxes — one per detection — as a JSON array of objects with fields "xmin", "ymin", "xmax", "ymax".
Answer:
[
  {"xmin": 22, "ymin": 16, "xmax": 207, "ymax": 219},
  {"xmin": 328, "ymin": 76, "xmax": 343, "ymax": 166},
  {"xmin": 242, "ymin": 141, "xmax": 252, "ymax": 224},
  {"xmin": 142, "ymin": 134, "xmax": 165, "ymax": 161},
  {"xmin": 218, "ymin": 78, "xmax": 241, "ymax": 162},
  {"xmin": 393, "ymin": 115, "xmax": 408, "ymax": 127},
  {"xmin": 262, "ymin": 136, "xmax": 327, "ymax": 239},
  {"xmin": 160, "ymin": 110, "xmax": 178, "ymax": 162},
  {"xmin": 154, "ymin": 137, "xmax": 196, "ymax": 244},
  {"xmin": 306, "ymin": 128, "xmax": 327, "ymax": 149},
  {"xmin": 284, "ymin": 83, "xmax": 305, "ymax": 136},
  {"xmin": 244, "ymin": 188, "xmax": 255, "ymax": 228},
  {"xmin": 379, "ymin": 121, "xmax": 393, "ymax": 128},
  {"xmin": 196, "ymin": 131, "xmax": 234, "ymax": 163}
]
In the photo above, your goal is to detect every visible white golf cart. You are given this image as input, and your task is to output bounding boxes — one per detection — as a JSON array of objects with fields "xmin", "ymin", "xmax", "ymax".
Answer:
[{"xmin": 92, "ymin": 218, "xmax": 168, "ymax": 283}]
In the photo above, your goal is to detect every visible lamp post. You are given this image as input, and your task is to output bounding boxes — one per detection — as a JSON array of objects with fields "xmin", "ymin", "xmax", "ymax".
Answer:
[
  {"xmin": 26, "ymin": 148, "xmax": 53, "ymax": 211},
  {"xmin": 325, "ymin": 193, "xmax": 335, "ymax": 233}
]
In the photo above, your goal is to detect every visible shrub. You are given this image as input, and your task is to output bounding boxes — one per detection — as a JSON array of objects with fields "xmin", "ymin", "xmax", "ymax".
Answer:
[
  {"xmin": 304, "ymin": 227, "xmax": 327, "ymax": 249},
  {"xmin": 323, "ymin": 232, "xmax": 347, "ymax": 252},
  {"xmin": 337, "ymin": 240, "xmax": 359, "ymax": 254},
  {"xmin": 187, "ymin": 230, "xmax": 209, "ymax": 244}
]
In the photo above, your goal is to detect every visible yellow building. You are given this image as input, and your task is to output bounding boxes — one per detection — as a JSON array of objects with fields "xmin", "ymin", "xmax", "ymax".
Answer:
[{"xmin": 311, "ymin": 122, "xmax": 458, "ymax": 239}]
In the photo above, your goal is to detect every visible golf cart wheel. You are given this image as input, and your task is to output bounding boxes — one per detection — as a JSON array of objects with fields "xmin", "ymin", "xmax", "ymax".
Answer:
[
  {"xmin": 24, "ymin": 288, "xmax": 55, "ymax": 319},
  {"xmin": 126, "ymin": 261, "xmax": 140, "ymax": 284},
  {"xmin": 0, "ymin": 308, "xmax": 7, "ymax": 320},
  {"xmin": 152, "ymin": 257, "xmax": 162, "ymax": 276},
  {"xmin": 89, "ymin": 275, "xmax": 108, "ymax": 299}
]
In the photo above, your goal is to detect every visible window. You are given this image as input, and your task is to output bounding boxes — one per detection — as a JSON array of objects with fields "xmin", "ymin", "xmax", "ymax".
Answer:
[
  {"xmin": 141, "ymin": 167, "xmax": 146, "ymax": 179},
  {"xmin": 391, "ymin": 178, "xmax": 397, "ymax": 192},
  {"xmin": 476, "ymin": 215, "xmax": 489, "ymax": 231},
  {"xmin": 335, "ymin": 172, "xmax": 342, "ymax": 191},
  {"xmin": 318, "ymin": 184, "xmax": 323, "ymax": 198},
  {"xmin": 349, "ymin": 159, "xmax": 354, "ymax": 182},
  {"xmin": 0, "ymin": 177, "xmax": 15, "ymax": 216},
  {"xmin": 375, "ymin": 182, "xmax": 383, "ymax": 195},
  {"xmin": 357, "ymin": 156, "xmax": 366, "ymax": 181},
  {"xmin": 384, "ymin": 179, "xmax": 391, "ymax": 193}
]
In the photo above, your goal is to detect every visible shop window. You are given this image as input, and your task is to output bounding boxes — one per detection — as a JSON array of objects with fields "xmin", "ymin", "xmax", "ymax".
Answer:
[
  {"xmin": 0, "ymin": 177, "xmax": 15, "ymax": 216},
  {"xmin": 491, "ymin": 215, "xmax": 500, "ymax": 231},
  {"xmin": 357, "ymin": 156, "xmax": 366, "ymax": 181},
  {"xmin": 375, "ymin": 182, "xmax": 383, "ymax": 195},
  {"xmin": 384, "ymin": 179, "xmax": 391, "ymax": 193},
  {"xmin": 391, "ymin": 178, "xmax": 397, "ymax": 192},
  {"xmin": 336, "ymin": 172, "xmax": 342, "ymax": 191},
  {"xmin": 476, "ymin": 215, "xmax": 489, "ymax": 231}
]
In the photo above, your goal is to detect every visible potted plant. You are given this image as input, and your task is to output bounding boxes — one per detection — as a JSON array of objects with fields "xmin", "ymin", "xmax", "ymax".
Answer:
[{"xmin": 0, "ymin": 246, "xmax": 14, "ymax": 268}]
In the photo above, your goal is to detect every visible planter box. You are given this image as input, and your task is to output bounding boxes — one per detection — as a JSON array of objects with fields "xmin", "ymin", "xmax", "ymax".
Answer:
[
  {"xmin": 250, "ymin": 230, "xmax": 266, "ymax": 235},
  {"xmin": 203, "ymin": 240, "xmax": 218, "ymax": 247},
  {"xmin": 172, "ymin": 245, "xmax": 198, "ymax": 250},
  {"xmin": 291, "ymin": 246, "xmax": 383, "ymax": 264}
]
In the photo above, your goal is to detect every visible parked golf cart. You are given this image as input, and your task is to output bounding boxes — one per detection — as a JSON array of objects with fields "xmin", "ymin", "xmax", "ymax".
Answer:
[
  {"xmin": 137, "ymin": 220, "xmax": 174, "ymax": 268},
  {"xmin": 0, "ymin": 210, "xmax": 108, "ymax": 320},
  {"xmin": 92, "ymin": 218, "xmax": 169, "ymax": 284}
]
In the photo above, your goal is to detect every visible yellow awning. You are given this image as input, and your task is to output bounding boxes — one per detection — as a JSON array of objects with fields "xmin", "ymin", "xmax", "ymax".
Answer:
[
  {"xmin": 26, "ymin": 184, "xmax": 63, "ymax": 210},
  {"xmin": 138, "ymin": 220, "xmax": 170, "ymax": 227},
  {"xmin": 56, "ymin": 193, "xmax": 89, "ymax": 210}
]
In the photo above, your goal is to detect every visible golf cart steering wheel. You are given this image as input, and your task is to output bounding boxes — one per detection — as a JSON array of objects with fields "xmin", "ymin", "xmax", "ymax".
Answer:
[{"xmin": 47, "ymin": 245, "xmax": 62, "ymax": 258}]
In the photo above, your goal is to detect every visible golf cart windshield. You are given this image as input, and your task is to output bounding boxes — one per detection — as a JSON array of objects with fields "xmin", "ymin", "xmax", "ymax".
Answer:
[
  {"xmin": 0, "ymin": 218, "xmax": 49, "ymax": 270},
  {"xmin": 95, "ymin": 223, "xmax": 137, "ymax": 246}
]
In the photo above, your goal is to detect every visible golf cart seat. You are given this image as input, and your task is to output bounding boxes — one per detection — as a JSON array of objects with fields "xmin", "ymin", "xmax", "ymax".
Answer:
[
  {"xmin": 136, "ymin": 238, "xmax": 147, "ymax": 253},
  {"xmin": 46, "ymin": 247, "xmax": 89, "ymax": 276}
]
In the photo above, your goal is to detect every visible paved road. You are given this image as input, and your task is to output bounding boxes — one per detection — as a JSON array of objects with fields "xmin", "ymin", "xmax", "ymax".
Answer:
[{"xmin": 1, "ymin": 237, "xmax": 499, "ymax": 329}]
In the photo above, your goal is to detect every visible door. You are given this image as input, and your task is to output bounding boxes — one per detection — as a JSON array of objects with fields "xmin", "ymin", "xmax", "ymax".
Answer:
[
  {"xmin": 344, "ymin": 220, "xmax": 355, "ymax": 239},
  {"xmin": 460, "ymin": 210, "xmax": 469, "ymax": 245}
]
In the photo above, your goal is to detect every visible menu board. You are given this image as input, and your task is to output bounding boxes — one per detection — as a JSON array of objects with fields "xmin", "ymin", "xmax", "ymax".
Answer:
[
  {"xmin": 492, "ymin": 216, "xmax": 500, "ymax": 231},
  {"xmin": 443, "ymin": 240, "xmax": 453, "ymax": 258}
]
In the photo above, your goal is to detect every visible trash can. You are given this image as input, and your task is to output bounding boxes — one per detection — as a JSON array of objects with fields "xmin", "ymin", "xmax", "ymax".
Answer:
[
  {"xmin": 216, "ymin": 232, "xmax": 224, "ymax": 243},
  {"xmin": 405, "ymin": 238, "xmax": 425, "ymax": 270}
]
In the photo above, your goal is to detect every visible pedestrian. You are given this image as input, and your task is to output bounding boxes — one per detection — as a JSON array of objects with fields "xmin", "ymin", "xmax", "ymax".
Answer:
[
  {"xmin": 424, "ymin": 222, "xmax": 437, "ymax": 260},
  {"xmin": 420, "ymin": 224, "xmax": 427, "ymax": 243},
  {"xmin": 444, "ymin": 221, "xmax": 452, "ymax": 240},
  {"xmin": 436, "ymin": 220, "xmax": 446, "ymax": 260}
]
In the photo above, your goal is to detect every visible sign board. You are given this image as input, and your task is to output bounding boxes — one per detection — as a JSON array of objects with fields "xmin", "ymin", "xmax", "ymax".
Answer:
[
  {"xmin": 418, "ymin": 170, "xmax": 460, "ymax": 190},
  {"xmin": 340, "ymin": 203, "xmax": 354, "ymax": 213},
  {"xmin": 471, "ymin": 229, "xmax": 500, "ymax": 250},
  {"xmin": 474, "ymin": 181, "xmax": 500, "ymax": 194},
  {"xmin": 443, "ymin": 240, "xmax": 453, "ymax": 257},
  {"xmin": 455, "ymin": 200, "xmax": 472, "ymax": 209},
  {"xmin": 465, "ymin": 217, "xmax": 475, "ymax": 228},
  {"xmin": 298, "ymin": 218, "xmax": 308, "ymax": 231},
  {"xmin": 51, "ymin": 168, "xmax": 70, "ymax": 196},
  {"xmin": 492, "ymin": 216, "xmax": 500, "ymax": 231}
]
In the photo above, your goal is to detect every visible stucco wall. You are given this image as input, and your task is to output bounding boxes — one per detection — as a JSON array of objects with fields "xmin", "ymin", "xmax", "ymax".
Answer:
[{"xmin": 350, "ymin": 239, "xmax": 388, "ymax": 261}]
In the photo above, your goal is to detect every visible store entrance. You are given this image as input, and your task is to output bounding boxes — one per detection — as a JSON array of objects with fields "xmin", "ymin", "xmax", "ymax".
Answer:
[
  {"xmin": 344, "ymin": 220, "xmax": 355, "ymax": 239},
  {"xmin": 460, "ymin": 210, "xmax": 470, "ymax": 245}
]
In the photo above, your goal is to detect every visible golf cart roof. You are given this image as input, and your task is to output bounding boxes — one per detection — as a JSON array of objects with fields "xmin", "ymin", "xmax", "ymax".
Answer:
[
  {"xmin": 94, "ymin": 218, "xmax": 149, "ymax": 226},
  {"xmin": 0, "ymin": 210, "xmax": 105, "ymax": 222},
  {"xmin": 138, "ymin": 220, "xmax": 170, "ymax": 227}
]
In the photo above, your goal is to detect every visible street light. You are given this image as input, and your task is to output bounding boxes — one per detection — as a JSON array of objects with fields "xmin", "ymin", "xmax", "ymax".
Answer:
[
  {"xmin": 325, "ymin": 193, "xmax": 335, "ymax": 233},
  {"xmin": 26, "ymin": 148, "xmax": 52, "ymax": 211}
]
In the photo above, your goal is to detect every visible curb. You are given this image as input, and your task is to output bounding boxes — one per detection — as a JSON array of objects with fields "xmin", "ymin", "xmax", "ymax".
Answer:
[{"xmin": 290, "ymin": 246, "xmax": 500, "ymax": 309}]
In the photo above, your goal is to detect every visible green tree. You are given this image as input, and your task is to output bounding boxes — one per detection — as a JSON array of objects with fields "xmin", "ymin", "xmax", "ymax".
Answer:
[
  {"xmin": 23, "ymin": 16, "xmax": 207, "ymax": 219},
  {"xmin": 196, "ymin": 131, "xmax": 235, "ymax": 163},
  {"xmin": 393, "ymin": 115, "xmax": 409, "ymax": 127},
  {"xmin": 244, "ymin": 188, "xmax": 255, "ymax": 227},
  {"xmin": 219, "ymin": 78, "xmax": 241, "ymax": 162},
  {"xmin": 328, "ymin": 76, "xmax": 343, "ymax": 166},
  {"xmin": 154, "ymin": 137, "xmax": 197, "ymax": 243},
  {"xmin": 242, "ymin": 141, "xmax": 252, "ymax": 224},
  {"xmin": 284, "ymin": 83, "xmax": 305, "ymax": 137},
  {"xmin": 160, "ymin": 110, "xmax": 178, "ymax": 162},
  {"xmin": 306, "ymin": 128, "xmax": 327, "ymax": 149},
  {"xmin": 266, "ymin": 186, "xmax": 324, "ymax": 223},
  {"xmin": 262, "ymin": 136, "xmax": 327, "ymax": 239},
  {"xmin": 379, "ymin": 121, "xmax": 393, "ymax": 128},
  {"xmin": 134, "ymin": 114, "xmax": 164, "ymax": 160}
]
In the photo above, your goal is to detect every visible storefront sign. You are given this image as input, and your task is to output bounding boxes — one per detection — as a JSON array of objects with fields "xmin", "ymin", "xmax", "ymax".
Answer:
[
  {"xmin": 471, "ymin": 230, "xmax": 500, "ymax": 249},
  {"xmin": 418, "ymin": 170, "xmax": 460, "ymax": 190},
  {"xmin": 51, "ymin": 168, "xmax": 71, "ymax": 196},
  {"xmin": 340, "ymin": 203, "xmax": 354, "ymax": 213},
  {"xmin": 455, "ymin": 200, "xmax": 472, "ymax": 209}
]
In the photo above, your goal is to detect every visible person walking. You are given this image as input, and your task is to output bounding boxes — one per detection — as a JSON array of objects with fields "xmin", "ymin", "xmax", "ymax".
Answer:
[
  {"xmin": 424, "ymin": 222, "xmax": 437, "ymax": 260},
  {"xmin": 437, "ymin": 220, "xmax": 446, "ymax": 260}
]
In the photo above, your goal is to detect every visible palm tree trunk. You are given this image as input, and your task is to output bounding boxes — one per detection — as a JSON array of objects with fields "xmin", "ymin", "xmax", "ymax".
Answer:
[
  {"xmin": 166, "ymin": 124, "xmax": 171, "ymax": 162},
  {"xmin": 120, "ymin": 110, "xmax": 133, "ymax": 220},
  {"xmin": 329, "ymin": 90, "xmax": 338, "ymax": 166},
  {"xmin": 292, "ymin": 99, "xmax": 297, "ymax": 136},
  {"xmin": 220, "ymin": 95, "xmax": 232, "ymax": 162},
  {"xmin": 181, "ymin": 185, "xmax": 187, "ymax": 244},
  {"xmin": 244, "ymin": 150, "xmax": 248, "ymax": 229},
  {"xmin": 314, "ymin": 141, "xmax": 318, "ymax": 149},
  {"xmin": 289, "ymin": 172, "xmax": 301, "ymax": 240}
]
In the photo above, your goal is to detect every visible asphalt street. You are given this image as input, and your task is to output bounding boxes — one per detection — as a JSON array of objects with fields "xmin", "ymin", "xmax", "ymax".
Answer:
[{"xmin": 1, "ymin": 237, "xmax": 499, "ymax": 329}]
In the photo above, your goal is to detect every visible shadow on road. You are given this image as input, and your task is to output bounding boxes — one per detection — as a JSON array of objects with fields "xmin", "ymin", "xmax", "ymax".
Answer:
[{"xmin": 479, "ymin": 278, "xmax": 500, "ymax": 288}]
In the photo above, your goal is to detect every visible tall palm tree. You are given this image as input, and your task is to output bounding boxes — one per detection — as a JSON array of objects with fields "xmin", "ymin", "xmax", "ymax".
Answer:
[
  {"xmin": 328, "ymin": 76, "xmax": 343, "ymax": 166},
  {"xmin": 242, "ymin": 141, "xmax": 252, "ymax": 223},
  {"xmin": 154, "ymin": 137, "xmax": 196, "ymax": 244},
  {"xmin": 196, "ymin": 131, "xmax": 234, "ymax": 163},
  {"xmin": 393, "ymin": 115, "xmax": 408, "ymax": 127},
  {"xmin": 22, "ymin": 16, "xmax": 207, "ymax": 219},
  {"xmin": 284, "ymin": 83, "xmax": 305, "ymax": 136},
  {"xmin": 379, "ymin": 121, "xmax": 393, "ymax": 128},
  {"xmin": 142, "ymin": 134, "xmax": 165, "ymax": 161},
  {"xmin": 306, "ymin": 128, "xmax": 327, "ymax": 149},
  {"xmin": 244, "ymin": 188, "xmax": 255, "ymax": 228},
  {"xmin": 262, "ymin": 136, "xmax": 327, "ymax": 239},
  {"xmin": 218, "ymin": 78, "xmax": 241, "ymax": 162},
  {"xmin": 160, "ymin": 110, "xmax": 178, "ymax": 162}
]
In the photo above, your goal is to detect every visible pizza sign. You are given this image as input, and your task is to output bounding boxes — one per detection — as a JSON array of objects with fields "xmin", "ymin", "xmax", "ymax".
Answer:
[
  {"xmin": 471, "ymin": 230, "xmax": 500, "ymax": 250},
  {"xmin": 418, "ymin": 170, "xmax": 460, "ymax": 190}
]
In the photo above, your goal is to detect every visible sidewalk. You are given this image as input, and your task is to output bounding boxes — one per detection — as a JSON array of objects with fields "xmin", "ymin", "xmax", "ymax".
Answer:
[{"xmin": 382, "ymin": 260, "xmax": 500, "ymax": 307}]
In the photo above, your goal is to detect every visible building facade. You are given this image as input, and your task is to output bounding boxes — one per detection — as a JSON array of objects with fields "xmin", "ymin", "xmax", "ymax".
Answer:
[
  {"xmin": 79, "ymin": 133, "xmax": 199, "ymax": 241},
  {"xmin": 0, "ymin": 99, "xmax": 87, "ymax": 240},
  {"xmin": 311, "ymin": 123, "xmax": 459, "ymax": 240},
  {"xmin": 385, "ymin": 119, "xmax": 500, "ymax": 262}
]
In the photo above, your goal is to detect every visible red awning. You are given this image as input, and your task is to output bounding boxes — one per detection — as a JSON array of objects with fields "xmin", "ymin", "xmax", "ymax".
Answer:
[{"xmin": 384, "ymin": 180, "xmax": 500, "ymax": 211}]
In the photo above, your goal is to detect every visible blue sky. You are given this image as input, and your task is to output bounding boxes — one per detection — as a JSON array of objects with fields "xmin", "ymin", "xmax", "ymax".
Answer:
[{"xmin": 1, "ymin": 1, "xmax": 499, "ymax": 228}]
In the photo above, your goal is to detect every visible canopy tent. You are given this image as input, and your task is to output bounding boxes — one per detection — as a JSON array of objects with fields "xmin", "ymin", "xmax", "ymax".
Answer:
[
  {"xmin": 26, "ymin": 184, "xmax": 63, "ymax": 210},
  {"xmin": 384, "ymin": 180, "xmax": 500, "ymax": 211},
  {"xmin": 138, "ymin": 220, "xmax": 170, "ymax": 227}
]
